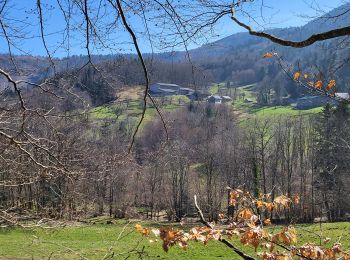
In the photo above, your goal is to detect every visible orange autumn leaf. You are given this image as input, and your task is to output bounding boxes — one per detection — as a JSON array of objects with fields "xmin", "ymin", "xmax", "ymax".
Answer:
[
  {"xmin": 314, "ymin": 80, "xmax": 323, "ymax": 89},
  {"xmin": 327, "ymin": 79, "xmax": 336, "ymax": 90},
  {"xmin": 272, "ymin": 226, "xmax": 297, "ymax": 247},
  {"xmin": 304, "ymin": 73, "xmax": 309, "ymax": 79},
  {"xmin": 160, "ymin": 228, "xmax": 183, "ymax": 252},
  {"xmin": 343, "ymin": 253, "xmax": 350, "ymax": 260},
  {"xmin": 263, "ymin": 219, "xmax": 272, "ymax": 225},
  {"xmin": 135, "ymin": 224, "xmax": 142, "ymax": 230},
  {"xmin": 136, "ymin": 192, "xmax": 349, "ymax": 257},
  {"xmin": 135, "ymin": 224, "xmax": 151, "ymax": 236},
  {"xmin": 263, "ymin": 52, "xmax": 274, "ymax": 58},
  {"xmin": 240, "ymin": 228, "xmax": 261, "ymax": 249},
  {"xmin": 274, "ymin": 195, "xmax": 291, "ymax": 207},
  {"xmin": 265, "ymin": 202, "xmax": 275, "ymax": 212},
  {"xmin": 293, "ymin": 72, "xmax": 301, "ymax": 81},
  {"xmin": 256, "ymin": 200, "xmax": 264, "ymax": 209},
  {"xmin": 300, "ymin": 244, "xmax": 324, "ymax": 258},
  {"xmin": 229, "ymin": 189, "xmax": 243, "ymax": 205},
  {"xmin": 238, "ymin": 208, "xmax": 254, "ymax": 220},
  {"xmin": 259, "ymin": 252, "xmax": 290, "ymax": 259},
  {"xmin": 324, "ymin": 248, "xmax": 336, "ymax": 258},
  {"xmin": 282, "ymin": 226, "xmax": 297, "ymax": 245},
  {"xmin": 141, "ymin": 228, "xmax": 151, "ymax": 236}
]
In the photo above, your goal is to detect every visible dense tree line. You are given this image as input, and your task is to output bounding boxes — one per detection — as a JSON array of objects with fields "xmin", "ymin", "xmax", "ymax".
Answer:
[
  {"xmin": 1, "ymin": 97, "xmax": 349, "ymax": 224},
  {"xmin": 136, "ymin": 102, "xmax": 350, "ymax": 222},
  {"xmin": 1, "ymin": 0, "xmax": 350, "ymax": 230}
]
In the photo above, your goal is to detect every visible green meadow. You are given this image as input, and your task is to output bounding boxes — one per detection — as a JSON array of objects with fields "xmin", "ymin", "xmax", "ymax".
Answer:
[{"xmin": 1, "ymin": 221, "xmax": 349, "ymax": 259}]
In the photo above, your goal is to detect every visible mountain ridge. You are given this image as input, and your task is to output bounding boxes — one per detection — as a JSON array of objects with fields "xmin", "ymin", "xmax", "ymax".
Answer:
[{"xmin": 1, "ymin": 2, "xmax": 349, "ymax": 102}]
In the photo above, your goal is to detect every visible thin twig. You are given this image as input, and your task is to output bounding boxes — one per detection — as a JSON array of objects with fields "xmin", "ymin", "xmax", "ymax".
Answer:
[
  {"xmin": 113, "ymin": 0, "xmax": 168, "ymax": 152},
  {"xmin": 194, "ymin": 195, "xmax": 256, "ymax": 260}
]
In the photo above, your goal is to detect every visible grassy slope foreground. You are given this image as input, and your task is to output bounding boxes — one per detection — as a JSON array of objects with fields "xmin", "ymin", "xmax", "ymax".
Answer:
[{"xmin": 0, "ymin": 221, "xmax": 349, "ymax": 259}]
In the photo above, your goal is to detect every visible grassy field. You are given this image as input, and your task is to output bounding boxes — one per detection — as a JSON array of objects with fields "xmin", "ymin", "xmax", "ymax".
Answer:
[
  {"xmin": 1, "ymin": 221, "xmax": 349, "ymax": 259},
  {"xmin": 249, "ymin": 106, "xmax": 323, "ymax": 118},
  {"xmin": 227, "ymin": 84, "xmax": 323, "ymax": 120},
  {"xmin": 89, "ymin": 86, "xmax": 189, "ymax": 124},
  {"xmin": 88, "ymin": 84, "xmax": 324, "ymax": 128},
  {"xmin": 208, "ymin": 82, "xmax": 321, "ymax": 117}
]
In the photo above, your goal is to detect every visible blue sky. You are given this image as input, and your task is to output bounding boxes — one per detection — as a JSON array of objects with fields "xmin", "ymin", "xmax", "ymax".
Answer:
[{"xmin": 0, "ymin": 0, "xmax": 346, "ymax": 57}]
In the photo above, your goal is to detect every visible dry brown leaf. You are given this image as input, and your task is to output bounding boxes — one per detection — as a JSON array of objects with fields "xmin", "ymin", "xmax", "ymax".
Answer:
[
  {"xmin": 293, "ymin": 71, "xmax": 301, "ymax": 81},
  {"xmin": 263, "ymin": 52, "xmax": 274, "ymax": 58},
  {"xmin": 327, "ymin": 79, "xmax": 336, "ymax": 90},
  {"xmin": 274, "ymin": 195, "xmax": 291, "ymax": 207},
  {"xmin": 238, "ymin": 208, "xmax": 254, "ymax": 220},
  {"xmin": 314, "ymin": 80, "xmax": 323, "ymax": 89}
]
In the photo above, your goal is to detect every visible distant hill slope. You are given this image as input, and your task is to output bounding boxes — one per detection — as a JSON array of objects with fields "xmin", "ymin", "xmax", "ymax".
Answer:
[
  {"xmin": 1, "ymin": 3, "xmax": 349, "ymax": 102},
  {"xmin": 182, "ymin": 2, "xmax": 350, "ymax": 99},
  {"xmin": 161, "ymin": 2, "xmax": 350, "ymax": 61}
]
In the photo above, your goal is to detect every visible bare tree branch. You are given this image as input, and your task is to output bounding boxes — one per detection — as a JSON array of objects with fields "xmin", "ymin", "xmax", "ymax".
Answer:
[
  {"xmin": 112, "ymin": 0, "xmax": 168, "ymax": 152},
  {"xmin": 231, "ymin": 15, "xmax": 350, "ymax": 48},
  {"xmin": 37, "ymin": 0, "xmax": 56, "ymax": 72},
  {"xmin": 194, "ymin": 195, "xmax": 256, "ymax": 260}
]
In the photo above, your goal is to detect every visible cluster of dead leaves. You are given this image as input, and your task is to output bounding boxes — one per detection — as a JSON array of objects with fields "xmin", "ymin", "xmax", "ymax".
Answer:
[
  {"xmin": 271, "ymin": 226, "xmax": 297, "ymax": 247},
  {"xmin": 135, "ymin": 224, "xmax": 223, "ymax": 252},
  {"xmin": 229, "ymin": 188, "xmax": 244, "ymax": 205},
  {"xmin": 258, "ymin": 251, "xmax": 292, "ymax": 260},
  {"xmin": 239, "ymin": 225, "xmax": 349, "ymax": 260},
  {"xmin": 294, "ymin": 71, "xmax": 337, "ymax": 95},
  {"xmin": 257, "ymin": 243, "xmax": 350, "ymax": 260},
  {"xmin": 263, "ymin": 52, "xmax": 340, "ymax": 98},
  {"xmin": 230, "ymin": 189, "xmax": 299, "ymax": 219},
  {"xmin": 136, "ymin": 189, "xmax": 348, "ymax": 259},
  {"xmin": 135, "ymin": 223, "xmax": 151, "ymax": 236},
  {"xmin": 238, "ymin": 224, "xmax": 297, "ymax": 253},
  {"xmin": 159, "ymin": 228, "xmax": 185, "ymax": 252},
  {"xmin": 298, "ymin": 243, "xmax": 350, "ymax": 260},
  {"xmin": 240, "ymin": 225, "xmax": 270, "ymax": 250}
]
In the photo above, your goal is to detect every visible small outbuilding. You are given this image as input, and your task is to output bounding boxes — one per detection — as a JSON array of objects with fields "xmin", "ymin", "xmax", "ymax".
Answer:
[
  {"xmin": 335, "ymin": 93, "xmax": 350, "ymax": 100},
  {"xmin": 149, "ymin": 83, "xmax": 194, "ymax": 97},
  {"xmin": 149, "ymin": 83, "xmax": 181, "ymax": 96},
  {"xmin": 207, "ymin": 95, "xmax": 222, "ymax": 104}
]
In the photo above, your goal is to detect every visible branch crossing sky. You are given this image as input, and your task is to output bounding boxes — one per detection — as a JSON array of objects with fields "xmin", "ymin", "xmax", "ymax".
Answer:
[{"xmin": 0, "ymin": 0, "xmax": 346, "ymax": 57}]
